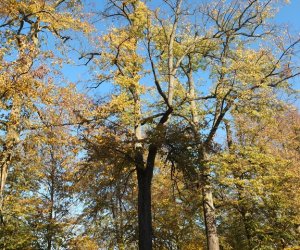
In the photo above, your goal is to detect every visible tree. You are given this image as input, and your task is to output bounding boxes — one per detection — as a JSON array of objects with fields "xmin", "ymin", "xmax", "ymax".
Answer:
[
  {"xmin": 0, "ymin": 84, "xmax": 89, "ymax": 249},
  {"xmin": 213, "ymin": 106, "xmax": 300, "ymax": 249},
  {"xmin": 77, "ymin": 136, "xmax": 138, "ymax": 249},
  {"xmin": 0, "ymin": 0, "xmax": 90, "ymax": 222},
  {"xmin": 85, "ymin": 0, "xmax": 300, "ymax": 249},
  {"xmin": 1, "ymin": 0, "xmax": 299, "ymax": 249},
  {"xmin": 152, "ymin": 164, "xmax": 206, "ymax": 249}
]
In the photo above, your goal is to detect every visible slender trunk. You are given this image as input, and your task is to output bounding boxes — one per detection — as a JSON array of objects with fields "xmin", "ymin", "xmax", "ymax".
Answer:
[
  {"xmin": 202, "ymin": 179, "xmax": 220, "ymax": 250},
  {"xmin": 200, "ymin": 148, "xmax": 219, "ymax": 250},
  {"xmin": 0, "ymin": 160, "xmax": 9, "ymax": 222},
  {"xmin": 47, "ymin": 231, "xmax": 52, "ymax": 250},
  {"xmin": 225, "ymin": 122, "xmax": 252, "ymax": 249},
  {"xmin": 240, "ymin": 207, "xmax": 252, "ymax": 250},
  {"xmin": 115, "ymin": 185, "xmax": 124, "ymax": 249},
  {"xmin": 0, "ymin": 95, "xmax": 21, "ymax": 223},
  {"xmin": 47, "ymin": 188, "xmax": 54, "ymax": 250},
  {"xmin": 200, "ymin": 150, "xmax": 219, "ymax": 250},
  {"xmin": 47, "ymin": 149, "xmax": 56, "ymax": 250},
  {"xmin": 186, "ymin": 65, "xmax": 220, "ymax": 250}
]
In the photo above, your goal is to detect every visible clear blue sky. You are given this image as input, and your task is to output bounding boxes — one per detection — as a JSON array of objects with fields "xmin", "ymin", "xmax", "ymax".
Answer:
[
  {"xmin": 276, "ymin": 1, "xmax": 300, "ymax": 107},
  {"xmin": 60, "ymin": 0, "xmax": 300, "ymax": 102},
  {"xmin": 275, "ymin": 0, "xmax": 300, "ymax": 30}
]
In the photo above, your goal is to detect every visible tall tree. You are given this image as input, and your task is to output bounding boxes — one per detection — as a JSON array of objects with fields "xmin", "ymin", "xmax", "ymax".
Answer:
[
  {"xmin": 0, "ymin": 83, "xmax": 89, "ymax": 249},
  {"xmin": 170, "ymin": 1, "xmax": 300, "ymax": 248},
  {"xmin": 214, "ymin": 106, "xmax": 300, "ymax": 249},
  {"xmin": 85, "ymin": 1, "xmax": 300, "ymax": 249},
  {"xmin": 0, "ymin": 0, "xmax": 90, "ymax": 222}
]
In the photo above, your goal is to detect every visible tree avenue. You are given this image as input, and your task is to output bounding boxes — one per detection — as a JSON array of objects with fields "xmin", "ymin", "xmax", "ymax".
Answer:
[{"xmin": 0, "ymin": 0, "xmax": 299, "ymax": 249}]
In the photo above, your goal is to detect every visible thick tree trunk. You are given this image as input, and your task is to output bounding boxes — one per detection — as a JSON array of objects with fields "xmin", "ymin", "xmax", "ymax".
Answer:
[
  {"xmin": 137, "ymin": 164, "xmax": 153, "ymax": 250},
  {"xmin": 132, "ymin": 87, "xmax": 154, "ymax": 249},
  {"xmin": 202, "ymin": 180, "xmax": 220, "ymax": 250}
]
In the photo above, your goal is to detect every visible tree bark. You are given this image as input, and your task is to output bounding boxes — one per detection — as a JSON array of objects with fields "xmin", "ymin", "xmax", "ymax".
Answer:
[
  {"xmin": 47, "ymin": 149, "xmax": 55, "ymax": 250},
  {"xmin": 132, "ymin": 82, "xmax": 154, "ymax": 249},
  {"xmin": 133, "ymin": 87, "xmax": 154, "ymax": 249},
  {"xmin": 185, "ymin": 64, "xmax": 220, "ymax": 250},
  {"xmin": 202, "ymin": 180, "xmax": 220, "ymax": 250},
  {"xmin": 136, "ymin": 151, "xmax": 155, "ymax": 250},
  {"xmin": 0, "ymin": 95, "xmax": 21, "ymax": 223}
]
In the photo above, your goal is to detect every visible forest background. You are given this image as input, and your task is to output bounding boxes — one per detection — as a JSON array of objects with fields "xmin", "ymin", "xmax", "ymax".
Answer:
[{"xmin": 0, "ymin": 0, "xmax": 300, "ymax": 250}]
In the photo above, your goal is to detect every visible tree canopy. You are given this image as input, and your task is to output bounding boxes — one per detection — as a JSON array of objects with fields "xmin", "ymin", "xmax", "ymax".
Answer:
[{"xmin": 0, "ymin": 0, "xmax": 299, "ymax": 249}]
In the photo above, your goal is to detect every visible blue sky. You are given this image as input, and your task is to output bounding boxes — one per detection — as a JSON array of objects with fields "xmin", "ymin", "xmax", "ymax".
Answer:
[
  {"xmin": 60, "ymin": 0, "xmax": 300, "ymax": 104},
  {"xmin": 276, "ymin": 1, "xmax": 300, "ymax": 107},
  {"xmin": 275, "ymin": 0, "xmax": 300, "ymax": 30}
]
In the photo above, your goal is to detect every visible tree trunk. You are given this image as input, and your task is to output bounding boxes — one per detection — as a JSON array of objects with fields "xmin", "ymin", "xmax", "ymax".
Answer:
[
  {"xmin": 47, "ymin": 150, "xmax": 55, "ymax": 250},
  {"xmin": 0, "ymin": 159, "xmax": 9, "ymax": 220},
  {"xmin": 185, "ymin": 62, "xmax": 220, "ymax": 250},
  {"xmin": 202, "ymin": 179, "xmax": 220, "ymax": 250},
  {"xmin": 0, "ymin": 95, "xmax": 21, "ymax": 223},
  {"xmin": 132, "ymin": 85, "xmax": 154, "ymax": 249},
  {"xmin": 201, "ymin": 149, "xmax": 219, "ymax": 250},
  {"xmin": 137, "ymin": 163, "xmax": 153, "ymax": 250}
]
